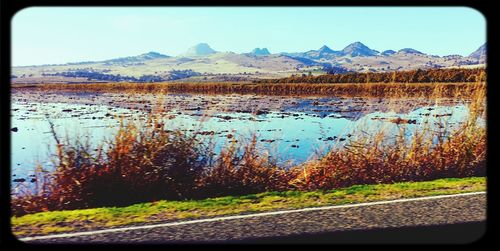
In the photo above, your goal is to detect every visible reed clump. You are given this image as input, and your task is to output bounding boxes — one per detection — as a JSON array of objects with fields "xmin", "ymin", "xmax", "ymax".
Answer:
[
  {"xmin": 197, "ymin": 136, "xmax": 296, "ymax": 198},
  {"xmin": 290, "ymin": 121, "xmax": 486, "ymax": 190},
  {"xmin": 11, "ymin": 116, "xmax": 211, "ymax": 215}
]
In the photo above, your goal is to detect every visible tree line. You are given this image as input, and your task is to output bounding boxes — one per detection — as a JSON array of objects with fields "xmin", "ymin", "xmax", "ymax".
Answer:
[
  {"xmin": 254, "ymin": 68, "xmax": 486, "ymax": 84},
  {"xmin": 44, "ymin": 69, "xmax": 201, "ymax": 82}
]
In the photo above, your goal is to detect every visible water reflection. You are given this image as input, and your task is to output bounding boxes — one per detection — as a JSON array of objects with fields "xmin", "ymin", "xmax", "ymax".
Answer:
[{"xmin": 10, "ymin": 91, "xmax": 480, "ymax": 187}]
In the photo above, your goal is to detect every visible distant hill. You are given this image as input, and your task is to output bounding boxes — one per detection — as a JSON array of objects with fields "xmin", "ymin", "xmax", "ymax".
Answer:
[
  {"xmin": 281, "ymin": 45, "xmax": 339, "ymax": 60},
  {"xmin": 249, "ymin": 48, "xmax": 271, "ymax": 56},
  {"xmin": 63, "ymin": 51, "xmax": 170, "ymax": 66},
  {"xmin": 183, "ymin": 43, "xmax": 217, "ymax": 57},
  {"xmin": 11, "ymin": 42, "xmax": 486, "ymax": 83},
  {"xmin": 381, "ymin": 50, "xmax": 396, "ymax": 56},
  {"xmin": 397, "ymin": 48, "xmax": 424, "ymax": 55},
  {"xmin": 101, "ymin": 52, "xmax": 169, "ymax": 65},
  {"xmin": 469, "ymin": 43, "xmax": 486, "ymax": 63},
  {"xmin": 340, "ymin": 42, "xmax": 379, "ymax": 57},
  {"xmin": 304, "ymin": 45, "xmax": 340, "ymax": 59}
]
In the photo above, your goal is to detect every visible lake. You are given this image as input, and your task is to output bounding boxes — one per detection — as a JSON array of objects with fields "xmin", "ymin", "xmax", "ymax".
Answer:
[{"xmin": 10, "ymin": 89, "xmax": 478, "ymax": 190}]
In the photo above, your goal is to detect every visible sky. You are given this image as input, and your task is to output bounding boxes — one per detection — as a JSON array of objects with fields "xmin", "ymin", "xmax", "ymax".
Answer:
[{"xmin": 12, "ymin": 7, "xmax": 486, "ymax": 66}]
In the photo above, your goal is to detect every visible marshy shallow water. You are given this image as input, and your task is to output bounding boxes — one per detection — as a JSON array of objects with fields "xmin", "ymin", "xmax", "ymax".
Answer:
[{"xmin": 10, "ymin": 90, "xmax": 479, "ymax": 189}]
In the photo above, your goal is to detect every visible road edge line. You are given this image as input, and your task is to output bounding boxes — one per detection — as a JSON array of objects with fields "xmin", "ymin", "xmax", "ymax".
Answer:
[{"xmin": 18, "ymin": 191, "xmax": 486, "ymax": 242}]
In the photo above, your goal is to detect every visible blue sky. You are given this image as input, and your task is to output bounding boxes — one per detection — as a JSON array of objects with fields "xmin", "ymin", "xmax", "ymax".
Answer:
[{"xmin": 12, "ymin": 7, "xmax": 486, "ymax": 66}]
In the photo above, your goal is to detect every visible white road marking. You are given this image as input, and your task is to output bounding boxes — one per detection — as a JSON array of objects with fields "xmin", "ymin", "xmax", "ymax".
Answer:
[{"xmin": 18, "ymin": 191, "xmax": 486, "ymax": 242}]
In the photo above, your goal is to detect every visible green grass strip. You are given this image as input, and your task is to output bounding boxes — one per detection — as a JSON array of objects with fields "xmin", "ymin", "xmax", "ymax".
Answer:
[{"xmin": 12, "ymin": 177, "xmax": 486, "ymax": 237}]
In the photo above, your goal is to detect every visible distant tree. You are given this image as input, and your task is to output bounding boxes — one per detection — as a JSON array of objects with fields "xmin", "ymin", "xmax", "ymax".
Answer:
[{"xmin": 253, "ymin": 68, "xmax": 485, "ymax": 84}]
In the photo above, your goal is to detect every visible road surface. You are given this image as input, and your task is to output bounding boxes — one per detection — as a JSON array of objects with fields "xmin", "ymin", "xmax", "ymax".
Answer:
[{"xmin": 20, "ymin": 192, "xmax": 486, "ymax": 244}]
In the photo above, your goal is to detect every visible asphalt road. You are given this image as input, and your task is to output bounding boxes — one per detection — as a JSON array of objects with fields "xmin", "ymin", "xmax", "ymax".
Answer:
[{"xmin": 21, "ymin": 192, "xmax": 486, "ymax": 244}]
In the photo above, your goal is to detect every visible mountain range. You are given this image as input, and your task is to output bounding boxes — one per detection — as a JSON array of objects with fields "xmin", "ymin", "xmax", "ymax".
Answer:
[{"xmin": 12, "ymin": 42, "xmax": 486, "ymax": 83}]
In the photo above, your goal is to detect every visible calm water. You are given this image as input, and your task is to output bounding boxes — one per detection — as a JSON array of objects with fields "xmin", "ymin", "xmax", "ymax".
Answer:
[{"xmin": 10, "ymin": 91, "xmax": 477, "ymax": 188}]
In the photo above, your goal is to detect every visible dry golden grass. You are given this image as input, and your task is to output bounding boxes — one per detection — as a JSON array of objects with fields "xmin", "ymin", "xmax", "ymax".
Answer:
[{"xmin": 11, "ymin": 81, "xmax": 484, "ymax": 98}]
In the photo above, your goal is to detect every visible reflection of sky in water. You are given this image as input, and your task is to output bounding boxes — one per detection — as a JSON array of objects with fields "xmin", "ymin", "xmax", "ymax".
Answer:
[{"xmin": 11, "ymin": 98, "xmax": 483, "ymax": 189}]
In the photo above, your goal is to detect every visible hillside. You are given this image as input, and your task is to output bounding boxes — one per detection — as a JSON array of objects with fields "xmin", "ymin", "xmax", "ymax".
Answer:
[{"xmin": 11, "ymin": 42, "xmax": 486, "ymax": 83}]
